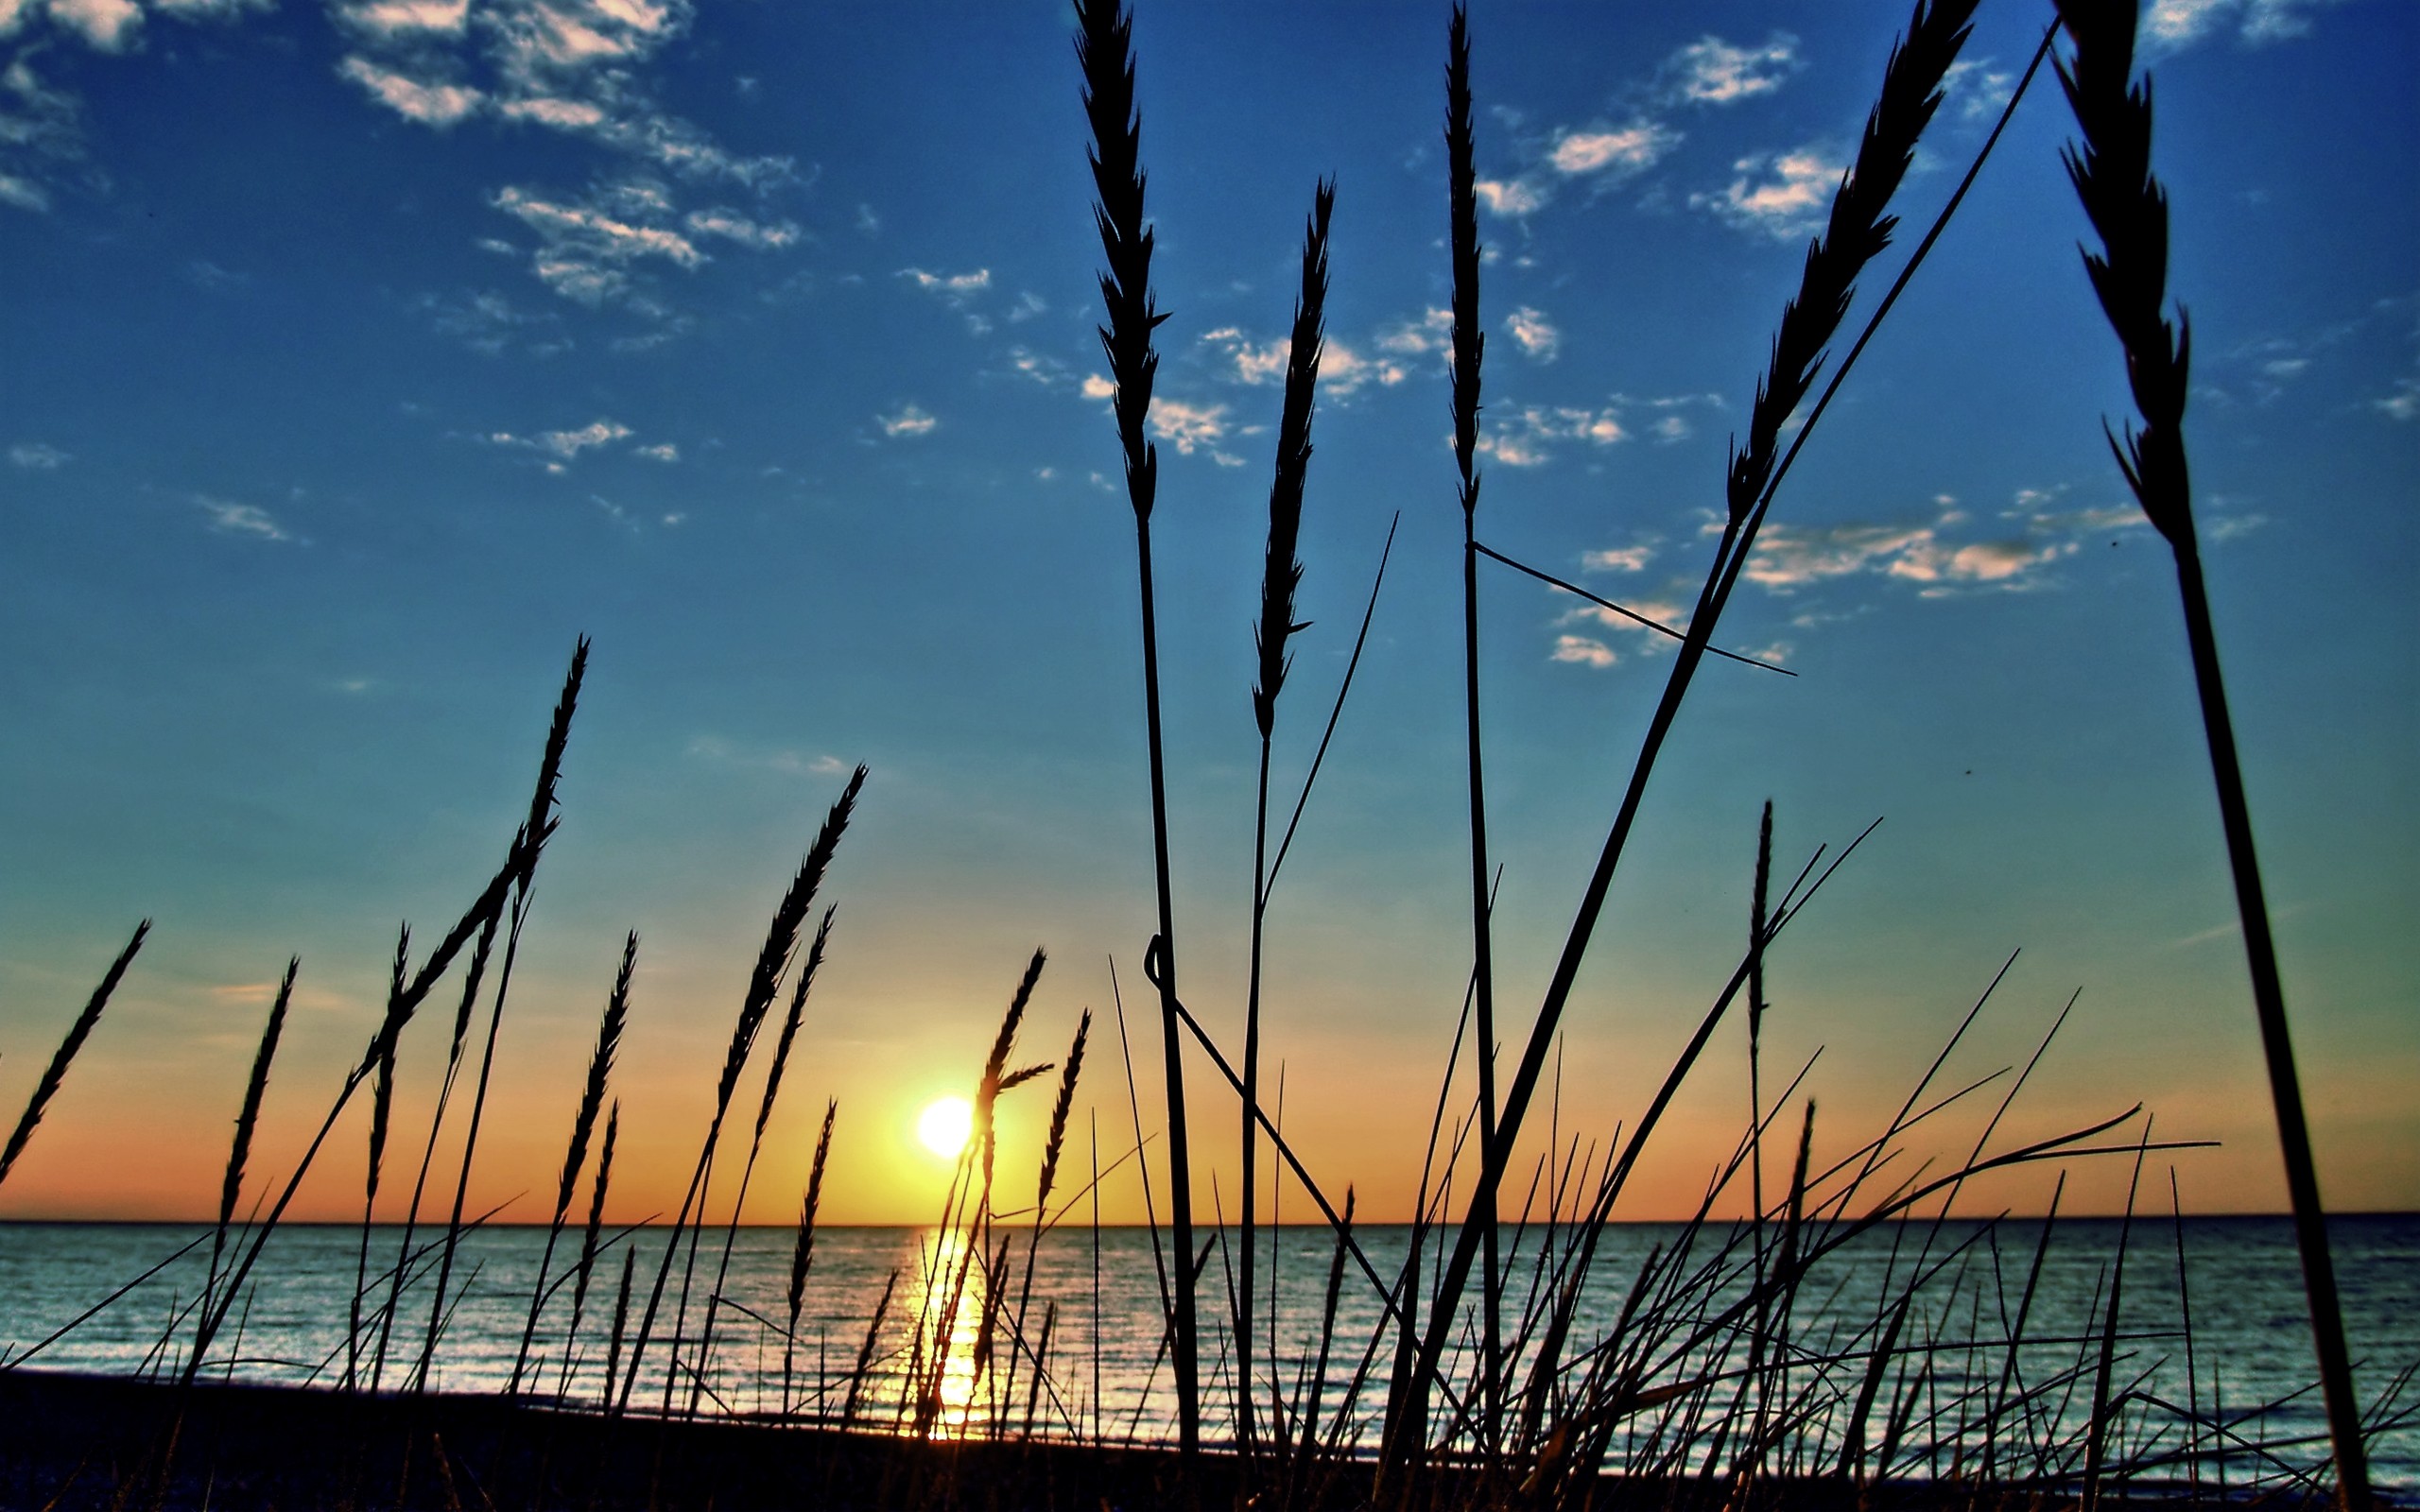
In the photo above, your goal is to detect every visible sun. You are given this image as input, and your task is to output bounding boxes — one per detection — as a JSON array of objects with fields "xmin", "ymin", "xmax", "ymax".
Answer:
[{"xmin": 916, "ymin": 1095, "xmax": 973, "ymax": 1160}]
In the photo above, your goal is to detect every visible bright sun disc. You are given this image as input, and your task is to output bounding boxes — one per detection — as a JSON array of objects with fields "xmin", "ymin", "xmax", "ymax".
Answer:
[{"xmin": 917, "ymin": 1096, "xmax": 973, "ymax": 1160}]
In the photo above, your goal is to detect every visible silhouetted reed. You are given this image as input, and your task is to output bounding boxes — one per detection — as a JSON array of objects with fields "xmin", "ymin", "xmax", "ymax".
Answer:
[
  {"xmin": 0, "ymin": 918, "xmax": 147, "ymax": 1194},
  {"xmin": 2053, "ymin": 3, "xmax": 2369, "ymax": 1504},
  {"xmin": 509, "ymin": 929, "xmax": 633, "ymax": 1396},
  {"xmin": 201, "ymin": 957, "xmax": 292, "ymax": 1328},
  {"xmin": 783, "ymin": 1097, "xmax": 836, "ymax": 1416},
  {"xmin": 1076, "ymin": 0, "xmax": 1200, "ymax": 1454},
  {"xmin": 616, "ymin": 764, "xmax": 864, "ymax": 1416}
]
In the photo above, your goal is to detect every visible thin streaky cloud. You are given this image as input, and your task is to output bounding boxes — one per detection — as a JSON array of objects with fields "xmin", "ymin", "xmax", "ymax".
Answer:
[
  {"xmin": 197, "ymin": 496, "xmax": 291, "ymax": 541},
  {"xmin": 9, "ymin": 441, "xmax": 68, "ymax": 468},
  {"xmin": 1662, "ymin": 32, "xmax": 1802, "ymax": 105},
  {"xmin": 877, "ymin": 403, "xmax": 936, "ymax": 438},
  {"xmin": 1690, "ymin": 146, "xmax": 1844, "ymax": 239},
  {"xmin": 1505, "ymin": 306, "xmax": 1559, "ymax": 362}
]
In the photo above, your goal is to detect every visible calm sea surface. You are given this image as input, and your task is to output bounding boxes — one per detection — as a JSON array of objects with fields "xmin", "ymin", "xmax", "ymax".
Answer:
[{"xmin": 1, "ymin": 1216, "xmax": 2411, "ymax": 1489}]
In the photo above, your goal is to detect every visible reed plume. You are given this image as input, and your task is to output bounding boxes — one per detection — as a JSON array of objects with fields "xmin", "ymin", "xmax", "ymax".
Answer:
[
  {"xmin": 416, "ymin": 636, "xmax": 590, "ymax": 1390},
  {"xmin": 1398, "ymin": 4, "xmax": 1983, "ymax": 1470},
  {"xmin": 2054, "ymin": 3, "xmax": 2369, "ymax": 1503},
  {"xmin": 1442, "ymin": 3, "xmax": 1505, "ymax": 1444},
  {"xmin": 347, "ymin": 923, "xmax": 410, "ymax": 1390},
  {"xmin": 558, "ymin": 1099, "xmax": 617, "ymax": 1399},
  {"xmin": 1240, "ymin": 180, "xmax": 1331, "ymax": 1454},
  {"xmin": 617, "ymin": 764, "xmax": 864, "ymax": 1415},
  {"xmin": 1076, "ymin": 0, "xmax": 1198, "ymax": 1452},
  {"xmin": 1005, "ymin": 1009, "xmax": 1089, "ymax": 1420},
  {"xmin": 784, "ymin": 1098, "xmax": 836, "ymax": 1417},
  {"xmin": 0, "ymin": 919, "xmax": 147, "ymax": 1193},
  {"xmin": 510, "ymin": 929, "xmax": 634, "ymax": 1396},
  {"xmin": 203, "ymin": 958, "xmax": 294, "ymax": 1325}
]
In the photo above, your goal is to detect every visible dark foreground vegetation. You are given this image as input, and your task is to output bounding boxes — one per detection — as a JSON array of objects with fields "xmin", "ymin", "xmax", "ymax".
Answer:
[
  {"xmin": 0, "ymin": 1370, "xmax": 2350, "ymax": 1512},
  {"xmin": 0, "ymin": 1, "xmax": 2406, "ymax": 1509}
]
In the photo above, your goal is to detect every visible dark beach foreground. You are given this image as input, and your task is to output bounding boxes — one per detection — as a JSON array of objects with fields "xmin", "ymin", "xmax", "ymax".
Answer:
[{"xmin": 0, "ymin": 1368, "xmax": 2349, "ymax": 1512}]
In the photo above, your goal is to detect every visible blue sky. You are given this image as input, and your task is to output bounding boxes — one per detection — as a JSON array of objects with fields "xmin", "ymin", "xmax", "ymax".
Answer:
[{"xmin": 0, "ymin": 0, "xmax": 2412, "ymax": 1224}]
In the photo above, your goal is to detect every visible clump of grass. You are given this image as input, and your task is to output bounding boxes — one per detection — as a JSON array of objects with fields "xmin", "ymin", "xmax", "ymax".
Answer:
[
  {"xmin": 2053, "ymin": 3, "xmax": 2370, "ymax": 1505},
  {"xmin": 0, "ymin": 918, "xmax": 148, "ymax": 1194},
  {"xmin": 1399, "ymin": 0, "xmax": 1988, "ymax": 1472},
  {"xmin": 616, "ymin": 764, "xmax": 864, "ymax": 1416}
]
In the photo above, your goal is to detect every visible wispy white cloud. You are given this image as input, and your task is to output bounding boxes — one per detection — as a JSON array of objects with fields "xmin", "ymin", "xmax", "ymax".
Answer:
[
  {"xmin": 1079, "ymin": 373, "xmax": 1115, "ymax": 402},
  {"xmin": 1551, "ymin": 634, "xmax": 1617, "ymax": 669},
  {"xmin": 1662, "ymin": 33, "xmax": 1802, "ymax": 105},
  {"xmin": 683, "ymin": 205, "xmax": 799, "ymax": 249},
  {"xmin": 1548, "ymin": 120, "xmax": 1677, "ymax": 178},
  {"xmin": 487, "ymin": 417, "xmax": 633, "ymax": 468},
  {"xmin": 1504, "ymin": 306, "xmax": 1559, "ymax": 362},
  {"xmin": 1690, "ymin": 147, "xmax": 1843, "ymax": 239},
  {"xmin": 45, "ymin": 0, "xmax": 142, "ymax": 52},
  {"xmin": 0, "ymin": 171, "xmax": 46, "ymax": 212},
  {"xmin": 1743, "ymin": 498, "xmax": 2103, "ymax": 598},
  {"xmin": 1475, "ymin": 404, "xmax": 1626, "ymax": 467},
  {"xmin": 687, "ymin": 735, "xmax": 848, "ymax": 779},
  {"xmin": 1197, "ymin": 327, "xmax": 1408, "ymax": 397},
  {"xmin": 1377, "ymin": 307, "xmax": 1453, "ymax": 358},
  {"xmin": 877, "ymin": 403, "xmax": 936, "ymax": 438},
  {"xmin": 197, "ymin": 495, "xmax": 291, "ymax": 541},
  {"xmin": 1149, "ymin": 398, "xmax": 1236, "ymax": 462},
  {"xmin": 2145, "ymin": 0, "xmax": 2343, "ymax": 50},
  {"xmin": 9, "ymin": 440, "xmax": 68, "ymax": 468},
  {"xmin": 333, "ymin": 0, "xmax": 471, "ymax": 42},
  {"xmin": 633, "ymin": 440, "xmax": 678, "ymax": 461},
  {"xmin": 339, "ymin": 55, "xmax": 484, "ymax": 126},
  {"xmin": 1583, "ymin": 541, "xmax": 1655, "ymax": 574},
  {"xmin": 898, "ymin": 266, "xmax": 991, "ymax": 304},
  {"xmin": 2377, "ymin": 376, "xmax": 2420, "ymax": 422},
  {"xmin": 492, "ymin": 180, "xmax": 705, "ymax": 305},
  {"xmin": 1942, "ymin": 60, "xmax": 2015, "ymax": 122},
  {"xmin": 1474, "ymin": 176, "xmax": 1547, "ymax": 218}
]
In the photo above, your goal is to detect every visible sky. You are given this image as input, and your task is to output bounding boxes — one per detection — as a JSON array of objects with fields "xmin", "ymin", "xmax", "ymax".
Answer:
[{"xmin": 0, "ymin": 0, "xmax": 2412, "ymax": 1229}]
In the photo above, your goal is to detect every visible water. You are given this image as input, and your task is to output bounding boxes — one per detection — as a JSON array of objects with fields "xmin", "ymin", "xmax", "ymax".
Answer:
[{"xmin": 1, "ymin": 1216, "xmax": 2411, "ymax": 1490}]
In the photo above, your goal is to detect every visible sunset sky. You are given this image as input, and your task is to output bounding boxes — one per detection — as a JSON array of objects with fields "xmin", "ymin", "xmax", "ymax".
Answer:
[{"xmin": 0, "ymin": 0, "xmax": 2412, "ymax": 1228}]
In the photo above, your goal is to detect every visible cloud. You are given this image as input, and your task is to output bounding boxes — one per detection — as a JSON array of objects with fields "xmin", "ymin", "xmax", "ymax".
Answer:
[
  {"xmin": 338, "ymin": 56, "xmax": 483, "ymax": 126},
  {"xmin": 2146, "ymin": 0, "xmax": 2342, "ymax": 49},
  {"xmin": 1004, "ymin": 346, "xmax": 1068, "ymax": 387},
  {"xmin": 1547, "ymin": 120, "xmax": 1678, "ymax": 180},
  {"xmin": 1583, "ymin": 541, "xmax": 1654, "ymax": 574},
  {"xmin": 197, "ymin": 496, "xmax": 291, "ymax": 541},
  {"xmin": 9, "ymin": 440, "xmax": 67, "ymax": 468},
  {"xmin": 1474, "ymin": 177, "xmax": 1547, "ymax": 218},
  {"xmin": 1504, "ymin": 306, "xmax": 1559, "ymax": 362},
  {"xmin": 492, "ymin": 180, "xmax": 705, "ymax": 305},
  {"xmin": 1079, "ymin": 373, "xmax": 1115, "ymax": 401},
  {"xmin": 1942, "ymin": 60, "xmax": 2016, "ymax": 122},
  {"xmin": 419, "ymin": 287, "xmax": 564, "ymax": 353},
  {"xmin": 898, "ymin": 266, "xmax": 992, "ymax": 305},
  {"xmin": 487, "ymin": 418, "xmax": 632, "ymax": 465},
  {"xmin": 683, "ymin": 206, "xmax": 799, "ymax": 249},
  {"xmin": 0, "ymin": 172, "xmax": 46, "ymax": 212},
  {"xmin": 1551, "ymin": 635, "xmax": 1617, "ymax": 669},
  {"xmin": 1377, "ymin": 307, "xmax": 1453, "ymax": 359},
  {"xmin": 632, "ymin": 440, "xmax": 677, "ymax": 461},
  {"xmin": 45, "ymin": 0, "xmax": 142, "ymax": 52},
  {"xmin": 1198, "ymin": 327, "xmax": 1405, "ymax": 397},
  {"xmin": 687, "ymin": 735, "xmax": 848, "ymax": 780},
  {"xmin": 876, "ymin": 403, "xmax": 936, "ymax": 438},
  {"xmin": 2374, "ymin": 377, "xmax": 2420, "ymax": 422},
  {"xmin": 1690, "ymin": 147, "xmax": 1844, "ymax": 239},
  {"xmin": 1148, "ymin": 398, "xmax": 1234, "ymax": 460},
  {"xmin": 333, "ymin": 0, "xmax": 471, "ymax": 41},
  {"xmin": 1741, "ymin": 497, "xmax": 2119, "ymax": 598},
  {"xmin": 1663, "ymin": 33, "xmax": 1801, "ymax": 105},
  {"xmin": 1475, "ymin": 404, "xmax": 1627, "ymax": 467}
]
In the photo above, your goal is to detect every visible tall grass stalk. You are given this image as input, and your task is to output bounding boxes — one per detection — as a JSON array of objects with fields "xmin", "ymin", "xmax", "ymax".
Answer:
[
  {"xmin": 1442, "ymin": 9, "xmax": 1505, "ymax": 1447},
  {"xmin": 691, "ymin": 905, "xmax": 833, "ymax": 1414},
  {"xmin": 783, "ymin": 1098, "xmax": 836, "ymax": 1417},
  {"xmin": 1399, "ymin": 3, "xmax": 1983, "ymax": 1469},
  {"xmin": 1006, "ymin": 1009, "xmax": 1090, "ymax": 1424},
  {"xmin": 201, "ymin": 957, "xmax": 293, "ymax": 1329},
  {"xmin": 2052, "ymin": 4, "xmax": 2368, "ymax": 1505},
  {"xmin": 414, "ymin": 637, "xmax": 589, "ymax": 1392},
  {"xmin": 1240, "ymin": 177, "xmax": 1332, "ymax": 1455},
  {"xmin": 508, "ymin": 929, "xmax": 633, "ymax": 1396},
  {"xmin": 346, "ymin": 924, "xmax": 409, "ymax": 1391},
  {"xmin": 1075, "ymin": 0, "xmax": 1197, "ymax": 1453},
  {"xmin": 616, "ymin": 764, "xmax": 863, "ymax": 1416},
  {"xmin": 0, "ymin": 918, "xmax": 147, "ymax": 1194},
  {"xmin": 556, "ymin": 1099, "xmax": 617, "ymax": 1400}
]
